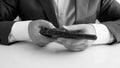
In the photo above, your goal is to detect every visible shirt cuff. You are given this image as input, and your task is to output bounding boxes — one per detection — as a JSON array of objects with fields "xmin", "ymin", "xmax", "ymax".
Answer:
[
  {"xmin": 9, "ymin": 21, "xmax": 32, "ymax": 42},
  {"xmin": 92, "ymin": 24, "xmax": 113, "ymax": 44}
]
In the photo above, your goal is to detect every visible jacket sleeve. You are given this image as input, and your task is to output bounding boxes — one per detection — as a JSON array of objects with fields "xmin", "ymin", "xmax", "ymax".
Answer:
[
  {"xmin": 98, "ymin": 0, "xmax": 120, "ymax": 43},
  {"xmin": 0, "ymin": 0, "xmax": 17, "ymax": 45}
]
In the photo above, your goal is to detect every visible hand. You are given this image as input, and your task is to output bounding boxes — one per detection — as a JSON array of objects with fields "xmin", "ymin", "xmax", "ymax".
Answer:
[
  {"xmin": 56, "ymin": 24, "xmax": 96, "ymax": 52},
  {"xmin": 28, "ymin": 20, "xmax": 56, "ymax": 47}
]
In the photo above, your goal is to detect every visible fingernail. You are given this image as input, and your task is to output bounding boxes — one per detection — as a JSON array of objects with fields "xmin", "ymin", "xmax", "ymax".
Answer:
[{"xmin": 63, "ymin": 25, "xmax": 68, "ymax": 29}]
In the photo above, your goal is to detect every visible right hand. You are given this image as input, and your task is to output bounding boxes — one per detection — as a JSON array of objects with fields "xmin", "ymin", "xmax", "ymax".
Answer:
[
  {"xmin": 56, "ymin": 24, "xmax": 96, "ymax": 52},
  {"xmin": 28, "ymin": 20, "xmax": 56, "ymax": 47}
]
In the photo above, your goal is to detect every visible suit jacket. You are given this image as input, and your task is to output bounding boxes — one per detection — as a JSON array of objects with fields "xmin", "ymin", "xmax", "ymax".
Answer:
[{"xmin": 0, "ymin": 0, "xmax": 120, "ymax": 45}]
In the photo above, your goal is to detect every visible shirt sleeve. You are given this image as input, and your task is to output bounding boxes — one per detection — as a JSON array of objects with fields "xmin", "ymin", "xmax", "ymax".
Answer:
[
  {"xmin": 8, "ymin": 21, "xmax": 32, "ymax": 42},
  {"xmin": 92, "ymin": 24, "xmax": 114, "ymax": 44}
]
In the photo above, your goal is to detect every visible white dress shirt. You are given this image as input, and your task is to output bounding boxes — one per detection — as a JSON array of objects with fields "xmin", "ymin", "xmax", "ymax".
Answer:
[{"xmin": 9, "ymin": 0, "xmax": 113, "ymax": 44}]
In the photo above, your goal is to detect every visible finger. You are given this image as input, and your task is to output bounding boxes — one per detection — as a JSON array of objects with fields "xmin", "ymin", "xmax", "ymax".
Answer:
[
  {"xmin": 57, "ymin": 38, "xmax": 83, "ymax": 45},
  {"xmin": 56, "ymin": 38, "xmax": 91, "ymax": 51},
  {"xmin": 56, "ymin": 38, "xmax": 83, "ymax": 49},
  {"xmin": 68, "ymin": 44, "xmax": 89, "ymax": 52},
  {"xmin": 66, "ymin": 40, "xmax": 89, "ymax": 52},
  {"xmin": 56, "ymin": 38, "xmax": 70, "ymax": 48}
]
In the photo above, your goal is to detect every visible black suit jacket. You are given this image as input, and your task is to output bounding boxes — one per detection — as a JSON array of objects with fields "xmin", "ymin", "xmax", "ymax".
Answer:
[{"xmin": 0, "ymin": 0, "xmax": 120, "ymax": 45}]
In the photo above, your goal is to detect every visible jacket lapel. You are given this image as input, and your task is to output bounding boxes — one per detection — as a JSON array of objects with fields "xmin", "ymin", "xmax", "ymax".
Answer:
[
  {"xmin": 39, "ymin": 0, "xmax": 59, "ymax": 28},
  {"xmin": 75, "ymin": 0, "xmax": 98, "ymax": 24},
  {"xmin": 75, "ymin": 0, "xmax": 89, "ymax": 23}
]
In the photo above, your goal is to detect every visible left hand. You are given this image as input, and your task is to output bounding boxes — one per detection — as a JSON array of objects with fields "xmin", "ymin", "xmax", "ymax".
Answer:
[
  {"xmin": 28, "ymin": 20, "xmax": 56, "ymax": 47},
  {"xmin": 56, "ymin": 24, "xmax": 96, "ymax": 52}
]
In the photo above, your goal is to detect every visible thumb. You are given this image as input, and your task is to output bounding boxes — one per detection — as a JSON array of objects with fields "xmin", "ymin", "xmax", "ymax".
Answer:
[
  {"xmin": 40, "ymin": 20, "xmax": 56, "ymax": 29},
  {"xmin": 47, "ymin": 22, "xmax": 56, "ymax": 29},
  {"xmin": 62, "ymin": 25, "xmax": 83, "ymax": 31}
]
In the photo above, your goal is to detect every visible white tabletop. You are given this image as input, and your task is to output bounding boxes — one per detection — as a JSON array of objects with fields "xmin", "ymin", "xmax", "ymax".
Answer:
[{"xmin": 0, "ymin": 42, "xmax": 120, "ymax": 68}]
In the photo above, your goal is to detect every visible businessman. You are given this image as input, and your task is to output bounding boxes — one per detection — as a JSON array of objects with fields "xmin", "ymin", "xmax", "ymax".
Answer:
[{"xmin": 0, "ymin": 0, "xmax": 120, "ymax": 51}]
